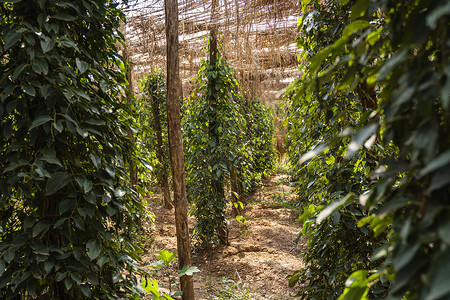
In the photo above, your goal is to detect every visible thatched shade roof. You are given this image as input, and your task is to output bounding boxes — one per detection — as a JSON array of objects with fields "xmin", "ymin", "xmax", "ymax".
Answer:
[{"xmin": 123, "ymin": 0, "xmax": 302, "ymax": 103}]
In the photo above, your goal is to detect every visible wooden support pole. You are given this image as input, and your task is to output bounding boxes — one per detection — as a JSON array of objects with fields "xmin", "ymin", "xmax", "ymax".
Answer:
[{"xmin": 165, "ymin": 0, "xmax": 195, "ymax": 298}]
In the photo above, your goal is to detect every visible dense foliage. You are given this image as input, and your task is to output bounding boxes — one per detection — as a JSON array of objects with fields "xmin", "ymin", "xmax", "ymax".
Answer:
[
  {"xmin": 183, "ymin": 38, "xmax": 275, "ymax": 247},
  {"xmin": 287, "ymin": 0, "xmax": 450, "ymax": 298},
  {"xmin": 0, "ymin": 0, "xmax": 143, "ymax": 298},
  {"xmin": 137, "ymin": 71, "xmax": 173, "ymax": 208},
  {"xmin": 286, "ymin": 1, "xmax": 388, "ymax": 297},
  {"xmin": 238, "ymin": 96, "xmax": 276, "ymax": 190},
  {"xmin": 183, "ymin": 40, "xmax": 246, "ymax": 246}
]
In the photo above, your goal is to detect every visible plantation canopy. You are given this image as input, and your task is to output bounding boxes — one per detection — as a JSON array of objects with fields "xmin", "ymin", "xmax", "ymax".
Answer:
[{"xmin": 123, "ymin": 0, "xmax": 301, "ymax": 103}]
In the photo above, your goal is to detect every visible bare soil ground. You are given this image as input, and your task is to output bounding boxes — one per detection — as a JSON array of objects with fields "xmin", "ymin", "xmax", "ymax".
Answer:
[{"xmin": 140, "ymin": 174, "xmax": 306, "ymax": 299}]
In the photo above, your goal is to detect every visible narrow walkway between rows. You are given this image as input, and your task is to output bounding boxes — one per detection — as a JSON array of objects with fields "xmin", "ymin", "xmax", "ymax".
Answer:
[{"xmin": 141, "ymin": 174, "xmax": 306, "ymax": 299}]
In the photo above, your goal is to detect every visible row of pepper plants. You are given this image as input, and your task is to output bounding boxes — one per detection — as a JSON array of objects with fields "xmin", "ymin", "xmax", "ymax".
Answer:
[{"xmin": 287, "ymin": 0, "xmax": 450, "ymax": 299}]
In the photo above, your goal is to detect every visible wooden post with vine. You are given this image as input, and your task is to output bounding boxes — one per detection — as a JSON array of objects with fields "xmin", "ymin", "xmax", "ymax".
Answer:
[
  {"xmin": 209, "ymin": 0, "xmax": 229, "ymax": 246},
  {"xmin": 149, "ymin": 89, "xmax": 174, "ymax": 210},
  {"xmin": 123, "ymin": 39, "xmax": 138, "ymax": 186}
]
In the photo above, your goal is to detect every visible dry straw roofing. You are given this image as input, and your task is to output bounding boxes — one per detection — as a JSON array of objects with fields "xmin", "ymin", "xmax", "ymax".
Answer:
[{"xmin": 123, "ymin": 0, "xmax": 301, "ymax": 102}]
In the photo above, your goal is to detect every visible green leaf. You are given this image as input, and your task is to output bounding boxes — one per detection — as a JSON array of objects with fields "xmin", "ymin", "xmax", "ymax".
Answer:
[
  {"xmin": 316, "ymin": 194, "xmax": 354, "ymax": 224},
  {"xmin": 40, "ymin": 84, "xmax": 52, "ymax": 98},
  {"xmin": 157, "ymin": 250, "xmax": 176, "ymax": 264},
  {"xmin": 288, "ymin": 271, "xmax": 301, "ymax": 288},
  {"xmin": 76, "ymin": 177, "xmax": 93, "ymax": 193},
  {"xmin": 350, "ymin": 0, "xmax": 370, "ymax": 20},
  {"xmin": 141, "ymin": 279, "xmax": 160, "ymax": 296},
  {"xmin": 342, "ymin": 20, "xmax": 370, "ymax": 38},
  {"xmin": 148, "ymin": 260, "xmax": 164, "ymax": 268},
  {"xmin": 1, "ymin": 84, "xmax": 14, "ymax": 103},
  {"xmin": 86, "ymin": 240, "xmax": 100, "ymax": 260},
  {"xmin": 171, "ymin": 291, "xmax": 182, "ymax": 297},
  {"xmin": 44, "ymin": 260, "xmax": 53, "ymax": 274},
  {"xmin": 365, "ymin": 28, "xmax": 383, "ymax": 46},
  {"xmin": 46, "ymin": 172, "xmax": 70, "ymax": 195},
  {"xmin": 12, "ymin": 63, "xmax": 27, "ymax": 80},
  {"xmin": 236, "ymin": 215, "xmax": 246, "ymax": 223},
  {"xmin": 338, "ymin": 270, "xmax": 369, "ymax": 300},
  {"xmin": 71, "ymin": 272, "xmax": 82, "ymax": 284},
  {"xmin": 90, "ymin": 154, "xmax": 101, "ymax": 169},
  {"xmin": 3, "ymin": 248, "xmax": 14, "ymax": 263},
  {"xmin": 426, "ymin": 248, "xmax": 450, "ymax": 300},
  {"xmin": 55, "ymin": 272, "xmax": 66, "ymax": 282},
  {"xmin": 428, "ymin": 168, "xmax": 450, "ymax": 193},
  {"xmin": 76, "ymin": 58, "xmax": 89, "ymax": 74},
  {"xmin": 31, "ymin": 240, "xmax": 49, "ymax": 255},
  {"xmin": 438, "ymin": 221, "xmax": 450, "ymax": 244},
  {"xmin": 40, "ymin": 36, "xmax": 55, "ymax": 53},
  {"xmin": 32, "ymin": 58, "xmax": 49, "ymax": 75},
  {"xmin": 395, "ymin": 244, "xmax": 420, "ymax": 271},
  {"xmin": 40, "ymin": 148, "xmax": 62, "ymax": 166},
  {"xmin": 4, "ymin": 30, "xmax": 21, "ymax": 50},
  {"xmin": 73, "ymin": 88, "xmax": 90, "ymax": 100},
  {"xmin": 426, "ymin": 1, "xmax": 450, "ymax": 30},
  {"xmin": 58, "ymin": 37, "xmax": 77, "ymax": 48},
  {"xmin": 52, "ymin": 13, "xmax": 76, "ymax": 21},
  {"xmin": 80, "ymin": 285, "xmax": 92, "ymax": 297},
  {"xmin": 84, "ymin": 119, "xmax": 105, "ymax": 125},
  {"xmin": 419, "ymin": 150, "xmax": 450, "ymax": 177},
  {"xmin": 377, "ymin": 49, "xmax": 407, "ymax": 80},
  {"xmin": 30, "ymin": 115, "xmax": 52, "ymax": 129},
  {"xmin": 23, "ymin": 216, "xmax": 35, "ymax": 229},
  {"xmin": 178, "ymin": 265, "xmax": 200, "ymax": 277},
  {"xmin": 138, "ymin": 157, "xmax": 153, "ymax": 171},
  {"xmin": 346, "ymin": 124, "xmax": 378, "ymax": 158},
  {"xmin": 98, "ymin": 256, "xmax": 108, "ymax": 267},
  {"xmin": 65, "ymin": 278, "xmax": 73, "ymax": 290},
  {"xmin": 53, "ymin": 218, "xmax": 67, "ymax": 228},
  {"xmin": 53, "ymin": 120, "xmax": 64, "ymax": 133},
  {"xmin": 309, "ymin": 47, "xmax": 333, "ymax": 75},
  {"xmin": 32, "ymin": 221, "xmax": 50, "ymax": 237},
  {"xmin": 325, "ymin": 156, "xmax": 335, "ymax": 165},
  {"xmin": 58, "ymin": 198, "xmax": 73, "ymax": 214},
  {"xmin": 22, "ymin": 85, "xmax": 36, "ymax": 96},
  {"xmin": 0, "ymin": 259, "xmax": 5, "ymax": 276},
  {"xmin": 299, "ymin": 144, "xmax": 328, "ymax": 164}
]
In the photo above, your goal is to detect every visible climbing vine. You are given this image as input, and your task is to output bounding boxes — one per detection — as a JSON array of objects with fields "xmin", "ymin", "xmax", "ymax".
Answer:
[
  {"xmin": 286, "ymin": 1, "xmax": 389, "ymax": 298},
  {"xmin": 137, "ymin": 71, "xmax": 173, "ymax": 209},
  {"xmin": 0, "ymin": 0, "xmax": 143, "ymax": 298},
  {"xmin": 183, "ymin": 38, "xmax": 246, "ymax": 246},
  {"xmin": 238, "ymin": 96, "xmax": 276, "ymax": 192},
  {"xmin": 183, "ymin": 37, "xmax": 275, "ymax": 247},
  {"xmin": 288, "ymin": 0, "xmax": 450, "ymax": 298}
]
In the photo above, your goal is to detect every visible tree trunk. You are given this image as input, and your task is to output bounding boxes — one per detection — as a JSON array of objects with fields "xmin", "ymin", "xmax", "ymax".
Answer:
[
  {"xmin": 165, "ymin": 0, "xmax": 195, "ymax": 299},
  {"xmin": 150, "ymin": 94, "xmax": 173, "ymax": 209}
]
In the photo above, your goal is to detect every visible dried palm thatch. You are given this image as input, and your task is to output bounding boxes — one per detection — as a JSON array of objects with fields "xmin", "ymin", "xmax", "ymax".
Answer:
[{"xmin": 122, "ymin": 0, "xmax": 301, "ymax": 103}]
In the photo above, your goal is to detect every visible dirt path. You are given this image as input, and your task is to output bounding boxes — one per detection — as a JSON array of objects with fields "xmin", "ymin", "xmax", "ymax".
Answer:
[{"xmin": 140, "ymin": 174, "xmax": 306, "ymax": 299}]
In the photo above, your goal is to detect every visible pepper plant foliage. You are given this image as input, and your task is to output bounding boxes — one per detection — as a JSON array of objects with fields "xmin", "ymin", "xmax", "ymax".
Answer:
[
  {"xmin": 183, "ymin": 41, "xmax": 246, "ymax": 247},
  {"xmin": 238, "ymin": 96, "xmax": 276, "ymax": 190},
  {"xmin": 183, "ymin": 39, "xmax": 275, "ymax": 247},
  {"xmin": 287, "ymin": 0, "xmax": 450, "ymax": 298},
  {"xmin": 0, "ymin": 0, "xmax": 143, "ymax": 298},
  {"xmin": 136, "ymin": 71, "xmax": 170, "ymax": 192},
  {"xmin": 286, "ymin": 1, "xmax": 389, "ymax": 298}
]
